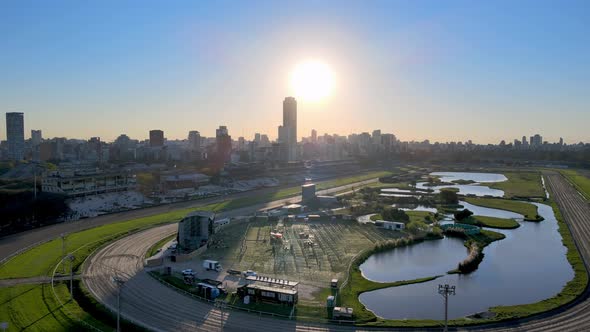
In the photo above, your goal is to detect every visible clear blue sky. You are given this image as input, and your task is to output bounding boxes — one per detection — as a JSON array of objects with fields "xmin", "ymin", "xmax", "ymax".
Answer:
[{"xmin": 1, "ymin": 0, "xmax": 588, "ymax": 143}]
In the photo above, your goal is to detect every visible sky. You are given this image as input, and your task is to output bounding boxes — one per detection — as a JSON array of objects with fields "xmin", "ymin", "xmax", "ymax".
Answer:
[{"xmin": 1, "ymin": 0, "xmax": 589, "ymax": 144}]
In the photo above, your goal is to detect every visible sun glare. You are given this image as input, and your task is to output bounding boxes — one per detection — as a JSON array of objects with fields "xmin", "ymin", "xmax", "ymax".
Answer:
[{"xmin": 290, "ymin": 60, "xmax": 335, "ymax": 102}]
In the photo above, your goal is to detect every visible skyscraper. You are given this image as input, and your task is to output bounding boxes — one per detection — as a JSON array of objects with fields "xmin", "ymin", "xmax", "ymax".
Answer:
[
  {"xmin": 311, "ymin": 129, "xmax": 317, "ymax": 143},
  {"xmin": 31, "ymin": 130, "xmax": 42, "ymax": 146},
  {"xmin": 188, "ymin": 131, "xmax": 201, "ymax": 150},
  {"xmin": 6, "ymin": 112, "xmax": 25, "ymax": 160},
  {"xmin": 282, "ymin": 97, "xmax": 297, "ymax": 161},
  {"xmin": 215, "ymin": 125, "xmax": 232, "ymax": 162},
  {"xmin": 149, "ymin": 130, "xmax": 164, "ymax": 147}
]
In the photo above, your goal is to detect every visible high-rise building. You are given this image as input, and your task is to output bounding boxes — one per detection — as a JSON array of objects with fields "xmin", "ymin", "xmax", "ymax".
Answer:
[
  {"xmin": 311, "ymin": 129, "xmax": 317, "ymax": 143},
  {"xmin": 559, "ymin": 137, "xmax": 564, "ymax": 146},
  {"xmin": 282, "ymin": 97, "xmax": 297, "ymax": 161},
  {"xmin": 260, "ymin": 134, "xmax": 270, "ymax": 147},
  {"xmin": 149, "ymin": 130, "xmax": 164, "ymax": 147},
  {"xmin": 6, "ymin": 112, "xmax": 25, "ymax": 160},
  {"xmin": 188, "ymin": 131, "xmax": 201, "ymax": 150},
  {"xmin": 215, "ymin": 125, "xmax": 232, "ymax": 162},
  {"xmin": 254, "ymin": 133, "xmax": 261, "ymax": 143},
  {"xmin": 522, "ymin": 136, "xmax": 528, "ymax": 146},
  {"xmin": 533, "ymin": 134, "xmax": 542, "ymax": 146},
  {"xmin": 372, "ymin": 130, "xmax": 382, "ymax": 145},
  {"xmin": 31, "ymin": 130, "xmax": 42, "ymax": 146}
]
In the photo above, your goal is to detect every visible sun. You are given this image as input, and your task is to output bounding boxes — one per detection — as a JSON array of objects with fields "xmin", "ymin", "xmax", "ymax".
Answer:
[{"xmin": 290, "ymin": 60, "xmax": 335, "ymax": 102}]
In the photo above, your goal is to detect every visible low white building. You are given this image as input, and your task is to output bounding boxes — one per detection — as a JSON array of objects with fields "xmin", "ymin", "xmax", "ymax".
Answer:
[{"xmin": 382, "ymin": 221, "xmax": 405, "ymax": 231}]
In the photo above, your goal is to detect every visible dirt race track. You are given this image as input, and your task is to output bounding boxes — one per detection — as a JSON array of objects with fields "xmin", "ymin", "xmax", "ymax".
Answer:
[{"xmin": 84, "ymin": 173, "xmax": 590, "ymax": 331}]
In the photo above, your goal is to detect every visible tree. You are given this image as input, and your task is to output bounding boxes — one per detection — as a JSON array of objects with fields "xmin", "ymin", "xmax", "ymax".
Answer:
[
  {"xmin": 406, "ymin": 220, "xmax": 427, "ymax": 234},
  {"xmin": 454, "ymin": 208, "xmax": 473, "ymax": 221},
  {"xmin": 381, "ymin": 207, "xmax": 409, "ymax": 222},
  {"xmin": 440, "ymin": 189, "xmax": 459, "ymax": 204}
]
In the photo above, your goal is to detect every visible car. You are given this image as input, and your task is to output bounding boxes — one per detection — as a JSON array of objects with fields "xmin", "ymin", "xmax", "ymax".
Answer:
[
  {"xmin": 170, "ymin": 244, "xmax": 177, "ymax": 250},
  {"xmin": 242, "ymin": 270, "xmax": 257, "ymax": 277},
  {"xmin": 182, "ymin": 269, "xmax": 195, "ymax": 276}
]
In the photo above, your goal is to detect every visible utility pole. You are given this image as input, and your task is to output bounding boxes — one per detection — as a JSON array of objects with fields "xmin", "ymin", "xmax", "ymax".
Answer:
[
  {"xmin": 67, "ymin": 254, "xmax": 75, "ymax": 300},
  {"xmin": 111, "ymin": 276, "xmax": 125, "ymax": 332},
  {"xmin": 438, "ymin": 284, "xmax": 456, "ymax": 332},
  {"xmin": 61, "ymin": 233, "xmax": 66, "ymax": 274}
]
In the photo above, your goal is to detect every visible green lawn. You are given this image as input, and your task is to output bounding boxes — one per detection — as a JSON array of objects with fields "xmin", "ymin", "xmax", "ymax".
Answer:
[
  {"xmin": 461, "ymin": 216, "xmax": 520, "ymax": 229},
  {"xmin": 560, "ymin": 169, "xmax": 590, "ymax": 200},
  {"xmin": 0, "ymin": 283, "xmax": 110, "ymax": 332},
  {"xmin": 406, "ymin": 211, "xmax": 436, "ymax": 223},
  {"xmin": 463, "ymin": 197, "xmax": 541, "ymax": 221},
  {"xmin": 489, "ymin": 171, "xmax": 545, "ymax": 198}
]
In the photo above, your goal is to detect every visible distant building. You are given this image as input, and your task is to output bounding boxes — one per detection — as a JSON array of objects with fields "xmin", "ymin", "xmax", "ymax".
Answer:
[
  {"xmin": 311, "ymin": 129, "xmax": 317, "ymax": 143},
  {"xmin": 42, "ymin": 169, "xmax": 137, "ymax": 197},
  {"xmin": 6, "ymin": 112, "xmax": 25, "ymax": 160},
  {"xmin": 31, "ymin": 130, "xmax": 42, "ymax": 146},
  {"xmin": 160, "ymin": 172, "xmax": 210, "ymax": 191},
  {"xmin": 215, "ymin": 125, "xmax": 232, "ymax": 162},
  {"xmin": 282, "ymin": 97, "xmax": 297, "ymax": 161},
  {"xmin": 149, "ymin": 130, "xmax": 164, "ymax": 147},
  {"xmin": 188, "ymin": 131, "xmax": 201, "ymax": 150},
  {"xmin": 533, "ymin": 134, "xmax": 543, "ymax": 146},
  {"xmin": 177, "ymin": 211, "xmax": 215, "ymax": 252},
  {"xmin": 372, "ymin": 129, "xmax": 381, "ymax": 145}
]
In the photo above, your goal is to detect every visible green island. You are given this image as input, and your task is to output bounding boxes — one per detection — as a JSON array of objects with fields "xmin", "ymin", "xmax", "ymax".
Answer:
[
  {"xmin": 464, "ymin": 196, "xmax": 543, "ymax": 221},
  {"xmin": 461, "ymin": 215, "xmax": 520, "ymax": 229},
  {"xmin": 488, "ymin": 171, "xmax": 546, "ymax": 198}
]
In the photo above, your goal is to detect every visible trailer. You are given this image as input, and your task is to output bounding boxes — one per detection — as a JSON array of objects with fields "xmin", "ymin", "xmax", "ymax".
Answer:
[
  {"xmin": 237, "ymin": 284, "xmax": 298, "ymax": 305},
  {"xmin": 202, "ymin": 260, "xmax": 222, "ymax": 271}
]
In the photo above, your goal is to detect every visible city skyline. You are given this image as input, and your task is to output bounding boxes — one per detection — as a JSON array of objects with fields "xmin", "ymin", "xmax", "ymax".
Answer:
[{"xmin": 1, "ymin": 1, "xmax": 589, "ymax": 143}]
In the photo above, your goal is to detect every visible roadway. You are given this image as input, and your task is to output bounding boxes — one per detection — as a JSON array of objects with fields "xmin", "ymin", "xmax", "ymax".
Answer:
[
  {"xmin": 83, "ymin": 172, "xmax": 590, "ymax": 331},
  {"xmin": 0, "ymin": 175, "xmax": 380, "ymax": 264}
]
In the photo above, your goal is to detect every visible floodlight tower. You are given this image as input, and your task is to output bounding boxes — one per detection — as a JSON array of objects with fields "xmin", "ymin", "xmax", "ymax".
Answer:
[
  {"xmin": 111, "ymin": 276, "xmax": 125, "ymax": 332},
  {"xmin": 61, "ymin": 233, "xmax": 67, "ymax": 274},
  {"xmin": 438, "ymin": 284, "xmax": 456, "ymax": 332},
  {"xmin": 67, "ymin": 254, "xmax": 75, "ymax": 299}
]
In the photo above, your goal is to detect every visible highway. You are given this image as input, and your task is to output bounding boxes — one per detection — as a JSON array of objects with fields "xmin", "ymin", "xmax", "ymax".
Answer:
[{"xmin": 83, "ymin": 172, "xmax": 590, "ymax": 331}]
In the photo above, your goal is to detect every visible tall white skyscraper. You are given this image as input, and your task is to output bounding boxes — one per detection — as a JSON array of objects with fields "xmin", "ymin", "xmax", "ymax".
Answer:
[
  {"xmin": 6, "ymin": 112, "xmax": 25, "ymax": 160},
  {"xmin": 282, "ymin": 97, "xmax": 297, "ymax": 161}
]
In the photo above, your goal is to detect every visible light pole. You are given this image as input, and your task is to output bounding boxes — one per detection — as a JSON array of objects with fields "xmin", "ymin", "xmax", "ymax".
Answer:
[
  {"xmin": 111, "ymin": 276, "xmax": 125, "ymax": 332},
  {"xmin": 61, "ymin": 233, "xmax": 67, "ymax": 274},
  {"xmin": 438, "ymin": 284, "xmax": 456, "ymax": 332},
  {"xmin": 67, "ymin": 254, "xmax": 75, "ymax": 300}
]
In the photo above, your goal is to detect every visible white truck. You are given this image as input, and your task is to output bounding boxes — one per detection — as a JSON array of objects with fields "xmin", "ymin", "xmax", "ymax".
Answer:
[{"xmin": 202, "ymin": 260, "xmax": 222, "ymax": 272}]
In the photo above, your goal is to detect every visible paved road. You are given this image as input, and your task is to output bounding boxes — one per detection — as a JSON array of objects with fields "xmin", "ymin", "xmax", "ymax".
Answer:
[
  {"xmin": 84, "ymin": 173, "xmax": 590, "ymax": 332},
  {"xmin": 0, "ymin": 175, "xmax": 380, "ymax": 264}
]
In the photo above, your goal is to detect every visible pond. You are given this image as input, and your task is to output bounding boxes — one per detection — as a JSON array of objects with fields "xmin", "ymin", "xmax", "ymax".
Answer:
[
  {"xmin": 395, "ymin": 204, "xmax": 438, "ymax": 213},
  {"xmin": 359, "ymin": 202, "xmax": 573, "ymax": 320},
  {"xmin": 415, "ymin": 172, "xmax": 507, "ymax": 197},
  {"xmin": 430, "ymin": 172, "xmax": 508, "ymax": 183}
]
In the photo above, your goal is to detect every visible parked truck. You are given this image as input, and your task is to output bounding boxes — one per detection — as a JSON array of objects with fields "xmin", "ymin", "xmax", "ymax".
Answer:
[{"xmin": 203, "ymin": 260, "xmax": 222, "ymax": 272}]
